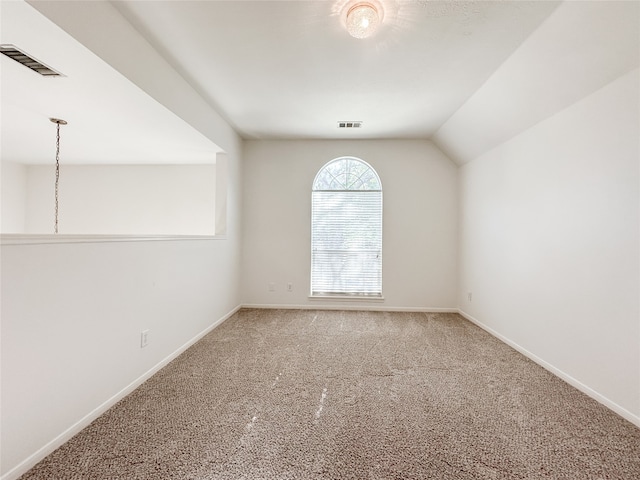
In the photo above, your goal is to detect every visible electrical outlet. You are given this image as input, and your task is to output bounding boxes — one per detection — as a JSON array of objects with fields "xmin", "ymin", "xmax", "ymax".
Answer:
[
  {"xmin": 141, "ymin": 329, "xmax": 149, "ymax": 348},
  {"xmin": 287, "ymin": 283, "xmax": 293, "ymax": 292},
  {"xmin": 467, "ymin": 292, "xmax": 472, "ymax": 302},
  {"xmin": 268, "ymin": 282, "xmax": 275, "ymax": 292}
]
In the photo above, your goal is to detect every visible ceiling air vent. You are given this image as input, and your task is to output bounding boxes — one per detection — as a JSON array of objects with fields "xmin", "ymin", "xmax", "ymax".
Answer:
[
  {"xmin": 0, "ymin": 45, "xmax": 63, "ymax": 77},
  {"xmin": 338, "ymin": 121, "xmax": 363, "ymax": 129}
]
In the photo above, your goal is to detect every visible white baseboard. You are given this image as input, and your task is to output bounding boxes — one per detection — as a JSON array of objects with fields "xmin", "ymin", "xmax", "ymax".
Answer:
[
  {"xmin": 1, "ymin": 305, "xmax": 241, "ymax": 480},
  {"xmin": 9, "ymin": 305, "xmax": 633, "ymax": 480},
  {"xmin": 242, "ymin": 303, "xmax": 458, "ymax": 313},
  {"xmin": 457, "ymin": 308, "xmax": 640, "ymax": 428}
]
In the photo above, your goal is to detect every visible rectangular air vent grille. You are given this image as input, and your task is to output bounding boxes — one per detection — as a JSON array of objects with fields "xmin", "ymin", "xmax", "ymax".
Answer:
[
  {"xmin": 338, "ymin": 121, "xmax": 363, "ymax": 129},
  {"xmin": 0, "ymin": 45, "xmax": 63, "ymax": 77}
]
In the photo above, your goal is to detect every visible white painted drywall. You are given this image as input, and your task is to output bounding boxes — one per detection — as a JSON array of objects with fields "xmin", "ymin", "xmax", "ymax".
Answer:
[
  {"xmin": 1, "ymin": 141, "xmax": 242, "ymax": 479},
  {"xmin": 241, "ymin": 139, "xmax": 458, "ymax": 310},
  {"xmin": 1, "ymin": 161, "xmax": 27, "ymax": 233},
  {"xmin": 24, "ymin": 164, "xmax": 215, "ymax": 235},
  {"xmin": 1, "ymin": 2, "xmax": 244, "ymax": 477},
  {"xmin": 28, "ymin": 0, "xmax": 237, "ymax": 155},
  {"xmin": 458, "ymin": 69, "xmax": 640, "ymax": 422},
  {"xmin": 434, "ymin": 0, "xmax": 640, "ymax": 165},
  {"xmin": 1, "ymin": 166, "xmax": 242, "ymax": 480},
  {"xmin": 1, "ymin": 237, "xmax": 240, "ymax": 478},
  {"xmin": 215, "ymin": 153, "xmax": 228, "ymax": 236}
]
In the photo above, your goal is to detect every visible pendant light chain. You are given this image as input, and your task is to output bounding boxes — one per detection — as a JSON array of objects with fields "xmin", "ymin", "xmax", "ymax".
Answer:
[
  {"xmin": 50, "ymin": 117, "xmax": 67, "ymax": 234},
  {"xmin": 54, "ymin": 122, "xmax": 60, "ymax": 234}
]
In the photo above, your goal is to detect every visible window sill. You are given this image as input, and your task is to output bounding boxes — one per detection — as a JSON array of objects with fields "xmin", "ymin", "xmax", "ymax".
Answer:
[
  {"xmin": 308, "ymin": 294, "xmax": 385, "ymax": 302},
  {"xmin": 0, "ymin": 234, "xmax": 226, "ymax": 246}
]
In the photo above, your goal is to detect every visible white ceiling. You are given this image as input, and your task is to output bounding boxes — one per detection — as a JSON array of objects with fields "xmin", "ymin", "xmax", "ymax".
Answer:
[
  {"xmin": 435, "ymin": 0, "xmax": 640, "ymax": 164},
  {"xmin": 112, "ymin": 0, "xmax": 560, "ymax": 140},
  {"xmin": 0, "ymin": 0, "xmax": 223, "ymax": 165},
  {"xmin": 2, "ymin": 1, "xmax": 638, "ymax": 166}
]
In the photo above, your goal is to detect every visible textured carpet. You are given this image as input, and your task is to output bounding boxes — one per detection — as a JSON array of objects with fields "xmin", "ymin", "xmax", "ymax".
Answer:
[{"xmin": 20, "ymin": 309, "xmax": 640, "ymax": 479}]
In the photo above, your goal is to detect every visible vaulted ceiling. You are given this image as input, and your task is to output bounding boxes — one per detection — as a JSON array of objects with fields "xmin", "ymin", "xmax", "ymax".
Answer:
[
  {"xmin": 1, "ymin": 1, "xmax": 638, "ymax": 165},
  {"xmin": 110, "ymin": 0, "xmax": 559, "ymax": 140}
]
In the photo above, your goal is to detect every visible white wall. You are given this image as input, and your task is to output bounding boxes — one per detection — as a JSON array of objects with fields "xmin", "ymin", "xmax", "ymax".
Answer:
[
  {"xmin": 4, "ymin": 5, "xmax": 637, "ymax": 480},
  {"xmin": 1, "ymin": 3, "xmax": 244, "ymax": 479},
  {"xmin": 242, "ymin": 139, "xmax": 458, "ymax": 310},
  {"xmin": 1, "ymin": 161, "xmax": 27, "ymax": 233},
  {"xmin": 2, "ymin": 164, "xmax": 242, "ymax": 480},
  {"xmin": 433, "ymin": 0, "xmax": 639, "ymax": 165},
  {"xmin": 1, "ymin": 235, "xmax": 240, "ymax": 473},
  {"xmin": 24, "ymin": 164, "xmax": 215, "ymax": 235},
  {"xmin": 1, "ymin": 144, "xmax": 242, "ymax": 479},
  {"xmin": 458, "ymin": 69, "xmax": 640, "ymax": 423}
]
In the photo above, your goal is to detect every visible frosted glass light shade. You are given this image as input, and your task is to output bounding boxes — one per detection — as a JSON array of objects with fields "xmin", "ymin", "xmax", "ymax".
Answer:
[{"xmin": 346, "ymin": 3, "xmax": 381, "ymax": 39}]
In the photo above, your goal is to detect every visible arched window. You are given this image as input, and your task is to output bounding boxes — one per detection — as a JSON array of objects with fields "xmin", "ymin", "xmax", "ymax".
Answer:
[{"xmin": 311, "ymin": 157, "xmax": 382, "ymax": 296}]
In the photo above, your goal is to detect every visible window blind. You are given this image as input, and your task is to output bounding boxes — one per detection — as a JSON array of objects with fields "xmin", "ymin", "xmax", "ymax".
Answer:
[{"xmin": 311, "ymin": 190, "xmax": 382, "ymax": 295}]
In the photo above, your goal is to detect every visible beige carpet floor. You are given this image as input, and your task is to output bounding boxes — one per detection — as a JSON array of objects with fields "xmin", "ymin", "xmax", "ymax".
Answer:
[{"xmin": 20, "ymin": 309, "xmax": 640, "ymax": 479}]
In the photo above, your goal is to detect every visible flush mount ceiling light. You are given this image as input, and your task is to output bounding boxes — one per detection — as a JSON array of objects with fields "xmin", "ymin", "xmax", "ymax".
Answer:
[{"xmin": 345, "ymin": 2, "xmax": 383, "ymax": 39}]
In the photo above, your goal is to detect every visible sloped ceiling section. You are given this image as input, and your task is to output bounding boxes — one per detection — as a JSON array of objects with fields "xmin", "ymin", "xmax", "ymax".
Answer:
[
  {"xmin": 433, "ymin": 0, "xmax": 640, "ymax": 165},
  {"xmin": 28, "ymin": 0, "xmax": 560, "ymax": 143},
  {"xmin": 11, "ymin": 0, "xmax": 638, "ymax": 164},
  {"xmin": 1, "ymin": 1, "xmax": 223, "ymax": 165},
  {"xmin": 27, "ymin": 0, "xmax": 240, "ymax": 155},
  {"xmin": 109, "ymin": 0, "xmax": 560, "ymax": 141},
  {"xmin": 16, "ymin": 0, "xmax": 561, "ymax": 151}
]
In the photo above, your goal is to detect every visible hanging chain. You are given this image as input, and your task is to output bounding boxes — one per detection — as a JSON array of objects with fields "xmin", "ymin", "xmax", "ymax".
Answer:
[
  {"xmin": 50, "ymin": 117, "xmax": 66, "ymax": 233},
  {"xmin": 54, "ymin": 122, "xmax": 61, "ymax": 234}
]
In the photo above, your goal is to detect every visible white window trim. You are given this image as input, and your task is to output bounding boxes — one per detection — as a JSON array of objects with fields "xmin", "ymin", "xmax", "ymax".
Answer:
[{"xmin": 310, "ymin": 157, "xmax": 383, "ymax": 297}]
